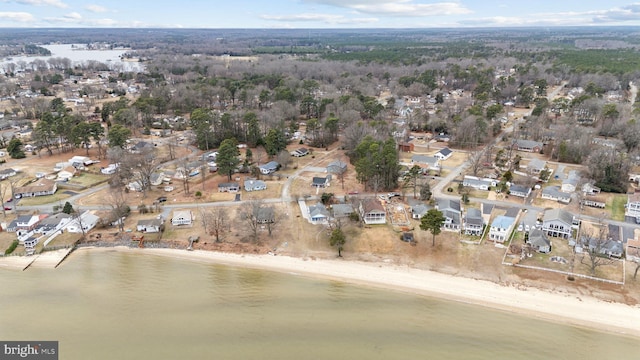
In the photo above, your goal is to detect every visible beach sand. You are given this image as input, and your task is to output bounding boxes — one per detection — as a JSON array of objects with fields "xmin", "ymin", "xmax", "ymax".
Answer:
[{"xmin": 85, "ymin": 247, "xmax": 640, "ymax": 338}]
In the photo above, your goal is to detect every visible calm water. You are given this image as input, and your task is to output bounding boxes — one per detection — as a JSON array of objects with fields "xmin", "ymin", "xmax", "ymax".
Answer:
[
  {"xmin": 0, "ymin": 250, "xmax": 637, "ymax": 360},
  {"xmin": 1, "ymin": 44, "xmax": 143, "ymax": 72}
]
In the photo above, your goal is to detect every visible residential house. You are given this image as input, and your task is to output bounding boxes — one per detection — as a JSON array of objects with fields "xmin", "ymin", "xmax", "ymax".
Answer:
[
  {"xmin": 326, "ymin": 160, "xmax": 348, "ymax": 174},
  {"xmin": 512, "ymin": 139, "xmax": 543, "ymax": 153},
  {"xmin": 309, "ymin": 203, "xmax": 331, "ymax": 223},
  {"xmin": 136, "ymin": 218, "xmax": 163, "ymax": 233},
  {"xmin": 14, "ymin": 178, "xmax": 57, "ymax": 199},
  {"xmin": 541, "ymin": 186, "xmax": 571, "ymax": 204},
  {"xmin": 462, "ymin": 176, "xmax": 496, "ymax": 191},
  {"xmin": 101, "ymin": 163, "xmax": 119, "ymax": 175},
  {"xmin": 218, "ymin": 182, "xmax": 240, "ymax": 193},
  {"xmin": 66, "ymin": 211, "xmax": 100, "ymax": 233},
  {"xmin": 561, "ymin": 171, "xmax": 579, "ymax": 193},
  {"xmin": 291, "ymin": 148, "xmax": 309, "ymax": 157},
  {"xmin": 527, "ymin": 158, "xmax": 547, "ymax": 175},
  {"xmin": 127, "ymin": 181, "xmax": 143, "ymax": 192},
  {"xmin": 171, "ymin": 210, "xmax": 193, "ymax": 226},
  {"xmin": 463, "ymin": 208, "xmax": 484, "ymax": 236},
  {"xmin": 489, "ymin": 215, "xmax": 516, "ymax": 243},
  {"xmin": 34, "ymin": 213, "xmax": 71, "ymax": 234},
  {"xmin": 150, "ymin": 172, "xmax": 165, "ymax": 186},
  {"xmin": 526, "ymin": 228, "xmax": 552, "ymax": 253},
  {"xmin": 509, "ymin": 184, "xmax": 531, "ymax": 198},
  {"xmin": 0, "ymin": 168, "xmax": 17, "ymax": 180},
  {"xmin": 312, "ymin": 175, "xmax": 331, "ymax": 188},
  {"xmin": 56, "ymin": 166, "xmax": 77, "ymax": 182},
  {"xmin": 436, "ymin": 199, "xmax": 461, "ymax": 232},
  {"xmin": 434, "ymin": 147, "xmax": 453, "ymax": 161},
  {"xmin": 542, "ymin": 208, "xmax": 575, "ymax": 239},
  {"xmin": 130, "ymin": 141, "xmax": 154, "ymax": 153},
  {"xmin": 411, "ymin": 155, "xmax": 440, "ymax": 171},
  {"xmin": 244, "ymin": 179, "xmax": 267, "ymax": 192},
  {"xmin": 259, "ymin": 161, "xmax": 279, "ymax": 175},
  {"xmin": 331, "ymin": 203, "xmax": 355, "ymax": 219},
  {"xmin": 581, "ymin": 198, "xmax": 606, "ymax": 209},
  {"xmin": 358, "ymin": 198, "xmax": 386, "ymax": 225},
  {"xmin": 582, "ymin": 183, "xmax": 601, "ymax": 196},
  {"xmin": 7, "ymin": 215, "xmax": 41, "ymax": 235},
  {"xmin": 257, "ymin": 207, "xmax": 275, "ymax": 224},
  {"xmin": 69, "ymin": 155, "xmax": 92, "ymax": 167},
  {"xmin": 581, "ymin": 236, "xmax": 624, "ymax": 258},
  {"xmin": 397, "ymin": 142, "xmax": 414, "ymax": 152},
  {"xmin": 411, "ymin": 203, "xmax": 430, "ymax": 220},
  {"xmin": 625, "ymin": 193, "xmax": 640, "ymax": 223}
]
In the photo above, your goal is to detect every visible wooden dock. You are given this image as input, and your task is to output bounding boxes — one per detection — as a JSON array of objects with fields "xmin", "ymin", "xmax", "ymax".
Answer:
[{"xmin": 25, "ymin": 248, "xmax": 75, "ymax": 269}]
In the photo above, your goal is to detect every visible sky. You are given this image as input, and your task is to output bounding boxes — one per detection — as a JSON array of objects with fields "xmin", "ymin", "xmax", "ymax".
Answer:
[{"xmin": 3, "ymin": 0, "xmax": 640, "ymax": 28}]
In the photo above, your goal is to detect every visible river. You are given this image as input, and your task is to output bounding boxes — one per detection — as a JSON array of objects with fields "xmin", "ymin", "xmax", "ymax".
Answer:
[{"xmin": 0, "ymin": 250, "xmax": 637, "ymax": 360}]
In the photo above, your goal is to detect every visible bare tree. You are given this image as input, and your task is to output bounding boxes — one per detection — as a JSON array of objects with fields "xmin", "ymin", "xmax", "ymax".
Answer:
[
  {"xmin": 468, "ymin": 150, "xmax": 484, "ymax": 177},
  {"xmin": 107, "ymin": 187, "xmax": 130, "ymax": 233},
  {"xmin": 276, "ymin": 150, "xmax": 292, "ymax": 170},
  {"xmin": 200, "ymin": 207, "xmax": 228, "ymax": 243},
  {"xmin": 238, "ymin": 199, "xmax": 274, "ymax": 242},
  {"xmin": 579, "ymin": 226, "xmax": 616, "ymax": 276}
]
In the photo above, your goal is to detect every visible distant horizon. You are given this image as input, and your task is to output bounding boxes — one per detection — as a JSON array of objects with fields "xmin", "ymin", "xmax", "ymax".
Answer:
[{"xmin": 2, "ymin": 1, "xmax": 640, "ymax": 29}]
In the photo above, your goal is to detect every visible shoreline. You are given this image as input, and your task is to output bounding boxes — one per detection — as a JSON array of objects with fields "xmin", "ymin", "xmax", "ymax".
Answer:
[{"xmin": 75, "ymin": 246, "xmax": 640, "ymax": 338}]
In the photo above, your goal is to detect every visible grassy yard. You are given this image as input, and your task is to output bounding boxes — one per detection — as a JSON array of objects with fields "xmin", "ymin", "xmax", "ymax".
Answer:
[
  {"xmin": 67, "ymin": 173, "xmax": 109, "ymax": 187},
  {"xmin": 17, "ymin": 192, "xmax": 72, "ymax": 206},
  {"xmin": 609, "ymin": 194, "xmax": 627, "ymax": 221}
]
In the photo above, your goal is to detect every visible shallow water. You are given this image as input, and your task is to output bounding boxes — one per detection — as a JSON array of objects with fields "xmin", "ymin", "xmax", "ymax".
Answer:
[{"xmin": 0, "ymin": 250, "xmax": 637, "ymax": 360}]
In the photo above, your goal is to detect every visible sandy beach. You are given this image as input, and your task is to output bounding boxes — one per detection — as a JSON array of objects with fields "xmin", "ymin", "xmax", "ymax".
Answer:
[{"xmin": 73, "ymin": 247, "xmax": 640, "ymax": 338}]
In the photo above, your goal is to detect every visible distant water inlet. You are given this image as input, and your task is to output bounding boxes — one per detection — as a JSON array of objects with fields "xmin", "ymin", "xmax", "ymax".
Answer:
[
  {"xmin": 0, "ymin": 250, "xmax": 637, "ymax": 360},
  {"xmin": 0, "ymin": 44, "xmax": 144, "ymax": 72}
]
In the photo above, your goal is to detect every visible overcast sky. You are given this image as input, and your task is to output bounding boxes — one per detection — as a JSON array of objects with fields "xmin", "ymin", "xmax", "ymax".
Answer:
[{"xmin": 2, "ymin": 0, "xmax": 640, "ymax": 28}]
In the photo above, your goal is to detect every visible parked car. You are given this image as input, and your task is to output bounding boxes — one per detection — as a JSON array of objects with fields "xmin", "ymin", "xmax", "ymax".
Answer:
[
  {"xmin": 156, "ymin": 196, "xmax": 167, "ymax": 203},
  {"xmin": 4, "ymin": 206, "xmax": 11, "ymax": 211}
]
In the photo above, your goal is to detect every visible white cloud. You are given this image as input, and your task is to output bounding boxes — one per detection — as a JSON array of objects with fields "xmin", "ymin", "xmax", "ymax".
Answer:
[
  {"xmin": 302, "ymin": 0, "xmax": 471, "ymax": 17},
  {"xmin": 64, "ymin": 12, "xmax": 82, "ymax": 20},
  {"xmin": 0, "ymin": 11, "xmax": 35, "ymax": 22},
  {"xmin": 261, "ymin": 13, "xmax": 377, "ymax": 25},
  {"xmin": 84, "ymin": 4, "xmax": 108, "ymax": 13},
  {"xmin": 16, "ymin": 0, "xmax": 68, "ymax": 8}
]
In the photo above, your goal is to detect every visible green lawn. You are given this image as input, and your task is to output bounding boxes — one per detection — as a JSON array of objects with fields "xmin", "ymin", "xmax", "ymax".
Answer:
[
  {"xmin": 17, "ymin": 193, "xmax": 72, "ymax": 206},
  {"xmin": 610, "ymin": 195, "xmax": 627, "ymax": 221}
]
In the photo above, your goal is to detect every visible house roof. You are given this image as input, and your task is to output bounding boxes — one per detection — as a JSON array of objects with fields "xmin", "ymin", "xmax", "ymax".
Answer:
[
  {"xmin": 528, "ymin": 229, "xmax": 551, "ymax": 248},
  {"xmin": 437, "ymin": 147, "xmax": 453, "ymax": 157},
  {"xmin": 543, "ymin": 208, "xmax": 574, "ymax": 226},
  {"xmin": 509, "ymin": 184, "xmax": 530, "ymax": 195},
  {"xmin": 332, "ymin": 203, "xmax": 354, "ymax": 218},
  {"xmin": 437, "ymin": 198, "xmax": 460, "ymax": 212},
  {"xmin": 412, "ymin": 203, "xmax": 430, "ymax": 216},
  {"xmin": 465, "ymin": 208, "xmax": 482, "ymax": 220},
  {"xmin": 137, "ymin": 218, "xmax": 163, "ymax": 227},
  {"xmin": 257, "ymin": 207, "xmax": 275, "ymax": 222},
  {"xmin": 312, "ymin": 176, "xmax": 328, "ymax": 185},
  {"xmin": 327, "ymin": 160, "xmax": 347, "ymax": 173},
  {"xmin": 411, "ymin": 155, "xmax": 439, "ymax": 165},
  {"xmin": 260, "ymin": 161, "xmax": 279, "ymax": 170},
  {"xmin": 172, "ymin": 210, "xmax": 192, "ymax": 220},
  {"xmin": 218, "ymin": 182, "xmax": 239, "ymax": 188},
  {"xmin": 15, "ymin": 178, "xmax": 56, "ymax": 195},
  {"xmin": 309, "ymin": 203, "xmax": 330, "ymax": 219},
  {"xmin": 542, "ymin": 186, "xmax": 571, "ymax": 200},
  {"xmin": 0, "ymin": 168, "xmax": 16, "ymax": 175},
  {"xmin": 528, "ymin": 158, "xmax": 546, "ymax": 170},
  {"xmin": 360, "ymin": 198, "xmax": 385, "ymax": 213},
  {"xmin": 444, "ymin": 210, "xmax": 461, "ymax": 225},
  {"xmin": 491, "ymin": 215, "xmax": 515, "ymax": 229},
  {"xmin": 513, "ymin": 139, "xmax": 543, "ymax": 149}
]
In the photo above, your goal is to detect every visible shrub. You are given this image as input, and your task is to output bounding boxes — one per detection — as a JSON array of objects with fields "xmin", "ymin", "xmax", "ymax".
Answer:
[{"xmin": 5, "ymin": 240, "xmax": 18, "ymax": 255}]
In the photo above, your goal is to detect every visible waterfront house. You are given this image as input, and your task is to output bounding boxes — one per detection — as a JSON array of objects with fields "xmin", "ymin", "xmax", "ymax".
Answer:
[
  {"xmin": 309, "ymin": 203, "xmax": 331, "ymax": 224},
  {"xmin": 542, "ymin": 208, "xmax": 575, "ymax": 239},
  {"xmin": 259, "ymin": 161, "xmax": 279, "ymax": 175},
  {"xmin": 257, "ymin": 207, "xmax": 275, "ymax": 224},
  {"xmin": 463, "ymin": 208, "xmax": 484, "ymax": 236},
  {"xmin": 171, "ymin": 210, "xmax": 193, "ymax": 226},
  {"xmin": 34, "ymin": 213, "xmax": 72, "ymax": 234},
  {"xmin": 526, "ymin": 228, "xmax": 552, "ymax": 253},
  {"xmin": 489, "ymin": 215, "xmax": 516, "ymax": 243},
  {"xmin": 14, "ymin": 178, "xmax": 57, "ymax": 199},
  {"xmin": 436, "ymin": 199, "xmax": 461, "ymax": 232},
  {"xmin": 66, "ymin": 211, "xmax": 100, "ymax": 233},
  {"xmin": 136, "ymin": 218, "xmax": 163, "ymax": 233},
  {"xmin": 358, "ymin": 198, "xmax": 386, "ymax": 225}
]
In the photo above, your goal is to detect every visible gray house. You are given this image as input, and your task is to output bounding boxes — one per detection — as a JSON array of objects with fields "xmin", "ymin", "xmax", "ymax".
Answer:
[
  {"xmin": 541, "ymin": 186, "xmax": 571, "ymax": 204},
  {"xmin": 463, "ymin": 208, "xmax": 484, "ymax": 236},
  {"xmin": 436, "ymin": 199, "xmax": 461, "ymax": 232},
  {"xmin": 244, "ymin": 179, "xmax": 267, "ymax": 192},
  {"xmin": 136, "ymin": 218, "xmax": 164, "ymax": 233},
  {"xmin": 542, "ymin": 208, "xmax": 575, "ymax": 239},
  {"xmin": 527, "ymin": 228, "xmax": 552, "ymax": 253},
  {"xmin": 509, "ymin": 184, "xmax": 531, "ymax": 198},
  {"xmin": 326, "ymin": 160, "xmax": 347, "ymax": 174},
  {"xmin": 259, "ymin": 161, "xmax": 279, "ymax": 175},
  {"xmin": 332, "ymin": 203, "xmax": 355, "ymax": 219}
]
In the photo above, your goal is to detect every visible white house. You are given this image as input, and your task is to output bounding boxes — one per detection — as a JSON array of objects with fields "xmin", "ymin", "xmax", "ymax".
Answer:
[
  {"xmin": 14, "ymin": 178, "xmax": 57, "ymax": 199},
  {"xmin": 488, "ymin": 215, "xmax": 516, "ymax": 243},
  {"xmin": 56, "ymin": 166, "xmax": 77, "ymax": 182},
  {"xmin": 171, "ymin": 210, "xmax": 193, "ymax": 226},
  {"xmin": 101, "ymin": 163, "xmax": 119, "ymax": 175},
  {"xmin": 358, "ymin": 198, "xmax": 386, "ymax": 225},
  {"xmin": 66, "ymin": 211, "xmax": 100, "ymax": 233},
  {"xmin": 411, "ymin": 155, "xmax": 440, "ymax": 171},
  {"xmin": 542, "ymin": 208, "xmax": 575, "ymax": 239},
  {"xmin": 136, "ymin": 218, "xmax": 163, "ymax": 233},
  {"xmin": 462, "ymin": 176, "xmax": 496, "ymax": 191},
  {"xmin": 434, "ymin": 147, "xmax": 453, "ymax": 161},
  {"xmin": 259, "ymin": 161, "xmax": 279, "ymax": 175},
  {"xmin": 244, "ymin": 179, "xmax": 267, "ymax": 192}
]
